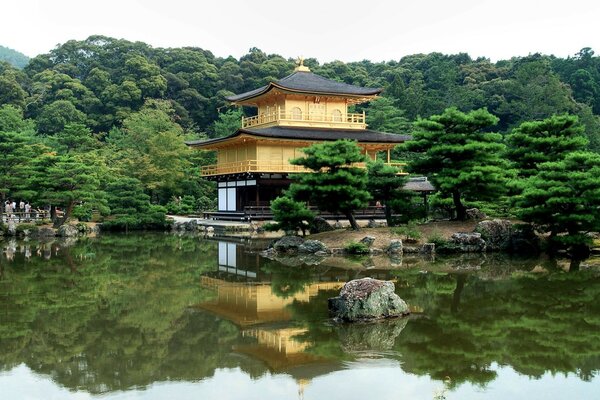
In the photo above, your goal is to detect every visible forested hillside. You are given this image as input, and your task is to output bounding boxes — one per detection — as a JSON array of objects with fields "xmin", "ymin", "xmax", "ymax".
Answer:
[
  {"xmin": 1, "ymin": 35, "xmax": 600, "ymax": 228},
  {"xmin": 0, "ymin": 45, "xmax": 29, "ymax": 69}
]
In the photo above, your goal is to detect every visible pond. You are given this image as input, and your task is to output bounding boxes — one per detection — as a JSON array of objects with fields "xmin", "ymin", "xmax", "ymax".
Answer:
[{"xmin": 1, "ymin": 233, "xmax": 600, "ymax": 400}]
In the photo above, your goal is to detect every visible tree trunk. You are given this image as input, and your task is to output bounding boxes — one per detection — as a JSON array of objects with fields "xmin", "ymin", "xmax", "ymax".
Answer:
[
  {"xmin": 384, "ymin": 204, "xmax": 393, "ymax": 227},
  {"xmin": 452, "ymin": 190, "xmax": 467, "ymax": 221},
  {"xmin": 345, "ymin": 211, "xmax": 360, "ymax": 231},
  {"xmin": 53, "ymin": 201, "xmax": 74, "ymax": 228},
  {"xmin": 50, "ymin": 205, "xmax": 57, "ymax": 224},
  {"xmin": 0, "ymin": 192, "xmax": 5, "ymax": 223}
]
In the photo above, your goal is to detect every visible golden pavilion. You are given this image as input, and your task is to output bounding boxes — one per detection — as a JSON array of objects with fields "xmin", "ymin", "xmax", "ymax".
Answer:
[{"xmin": 187, "ymin": 59, "xmax": 410, "ymax": 220}]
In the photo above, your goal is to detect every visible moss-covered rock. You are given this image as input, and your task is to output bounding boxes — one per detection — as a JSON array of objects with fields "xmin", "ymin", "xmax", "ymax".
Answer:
[{"xmin": 328, "ymin": 278, "xmax": 410, "ymax": 322}]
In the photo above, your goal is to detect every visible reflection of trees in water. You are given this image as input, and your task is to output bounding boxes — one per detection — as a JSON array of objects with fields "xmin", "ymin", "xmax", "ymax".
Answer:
[
  {"xmin": 0, "ymin": 234, "xmax": 256, "ymax": 393},
  {"xmin": 392, "ymin": 269, "xmax": 600, "ymax": 387},
  {"xmin": 1, "ymin": 236, "xmax": 600, "ymax": 393},
  {"xmin": 286, "ymin": 260, "xmax": 600, "ymax": 388}
]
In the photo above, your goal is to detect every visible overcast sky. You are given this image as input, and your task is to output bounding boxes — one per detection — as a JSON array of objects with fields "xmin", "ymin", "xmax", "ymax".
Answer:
[{"xmin": 3, "ymin": 0, "xmax": 599, "ymax": 63}]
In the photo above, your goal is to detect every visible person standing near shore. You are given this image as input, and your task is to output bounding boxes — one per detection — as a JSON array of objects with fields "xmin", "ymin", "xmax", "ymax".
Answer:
[
  {"xmin": 3, "ymin": 201, "xmax": 11, "ymax": 223},
  {"xmin": 24, "ymin": 202, "xmax": 31, "ymax": 221}
]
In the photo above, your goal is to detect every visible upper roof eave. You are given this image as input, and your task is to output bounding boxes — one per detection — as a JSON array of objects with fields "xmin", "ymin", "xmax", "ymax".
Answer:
[{"xmin": 225, "ymin": 71, "xmax": 383, "ymax": 103}]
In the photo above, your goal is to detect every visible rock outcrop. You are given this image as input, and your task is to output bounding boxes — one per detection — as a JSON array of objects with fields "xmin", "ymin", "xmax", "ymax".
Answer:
[
  {"xmin": 475, "ymin": 219, "xmax": 512, "ymax": 251},
  {"xmin": 385, "ymin": 239, "xmax": 403, "ymax": 255},
  {"xmin": 466, "ymin": 208, "xmax": 487, "ymax": 220},
  {"xmin": 298, "ymin": 240, "xmax": 329, "ymax": 254},
  {"xmin": 310, "ymin": 217, "xmax": 334, "ymax": 233},
  {"xmin": 450, "ymin": 232, "xmax": 486, "ymax": 252},
  {"xmin": 58, "ymin": 224, "xmax": 79, "ymax": 237},
  {"xmin": 272, "ymin": 235, "xmax": 305, "ymax": 253},
  {"xmin": 328, "ymin": 278, "xmax": 410, "ymax": 322},
  {"xmin": 359, "ymin": 236, "xmax": 376, "ymax": 247}
]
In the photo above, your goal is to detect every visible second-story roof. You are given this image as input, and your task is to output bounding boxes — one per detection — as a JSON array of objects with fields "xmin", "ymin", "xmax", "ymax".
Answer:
[
  {"xmin": 226, "ymin": 71, "xmax": 383, "ymax": 103},
  {"xmin": 186, "ymin": 126, "xmax": 410, "ymax": 148}
]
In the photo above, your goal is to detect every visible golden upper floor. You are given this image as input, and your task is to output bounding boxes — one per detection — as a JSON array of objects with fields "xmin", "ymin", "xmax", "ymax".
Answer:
[{"xmin": 226, "ymin": 62, "xmax": 381, "ymax": 130}]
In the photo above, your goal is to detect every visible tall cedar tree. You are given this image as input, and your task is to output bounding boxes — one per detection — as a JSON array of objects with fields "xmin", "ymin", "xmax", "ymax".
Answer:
[
  {"xmin": 366, "ymin": 160, "xmax": 413, "ymax": 226},
  {"xmin": 515, "ymin": 151, "xmax": 600, "ymax": 256},
  {"xmin": 289, "ymin": 140, "xmax": 370, "ymax": 230},
  {"xmin": 506, "ymin": 114, "xmax": 588, "ymax": 178},
  {"xmin": 401, "ymin": 108, "xmax": 511, "ymax": 220}
]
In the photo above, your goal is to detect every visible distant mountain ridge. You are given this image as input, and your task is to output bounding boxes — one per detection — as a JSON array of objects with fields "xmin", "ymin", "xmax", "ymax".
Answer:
[{"xmin": 0, "ymin": 45, "xmax": 29, "ymax": 68}]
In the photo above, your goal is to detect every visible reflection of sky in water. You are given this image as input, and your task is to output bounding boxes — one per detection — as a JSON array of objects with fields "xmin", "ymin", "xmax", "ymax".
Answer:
[{"xmin": 2, "ymin": 363, "xmax": 599, "ymax": 400}]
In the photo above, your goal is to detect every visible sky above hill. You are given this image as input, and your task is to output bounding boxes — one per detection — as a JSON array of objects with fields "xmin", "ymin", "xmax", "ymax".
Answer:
[{"xmin": 4, "ymin": 0, "xmax": 599, "ymax": 62}]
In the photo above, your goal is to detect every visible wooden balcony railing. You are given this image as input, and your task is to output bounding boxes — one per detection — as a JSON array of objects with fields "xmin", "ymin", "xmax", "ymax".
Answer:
[
  {"xmin": 241, "ymin": 110, "xmax": 366, "ymax": 129},
  {"xmin": 201, "ymin": 160, "xmax": 406, "ymax": 176}
]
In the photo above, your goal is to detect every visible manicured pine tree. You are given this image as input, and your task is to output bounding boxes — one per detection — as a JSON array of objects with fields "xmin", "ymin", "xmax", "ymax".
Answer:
[
  {"xmin": 515, "ymin": 151, "xmax": 600, "ymax": 257},
  {"xmin": 264, "ymin": 196, "xmax": 315, "ymax": 237},
  {"xmin": 24, "ymin": 153, "xmax": 107, "ymax": 227},
  {"xmin": 506, "ymin": 114, "xmax": 588, "ymax": 178},
  {"xmin": 103, "ymin": 177, "xmax": 168, "ymax": 231},
  {"xmin": 288, "ymin": 140, "xmax": 371, "ymax": 230},
  {"xmin": 400, "ymin": 107, "xmax": 512, "ymax": 220},
  {"xmin": 366, "ymin": 160, "xmax": 414, "ymax": 226}
]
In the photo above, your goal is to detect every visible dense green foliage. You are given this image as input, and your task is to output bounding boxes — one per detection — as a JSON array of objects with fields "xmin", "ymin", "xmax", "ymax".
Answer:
[
  {"xmin": 515, "ymin": 151, "xmax": 600, "ymax": 255},
  {"xmin": 401, "ymin": 108, "xmax": 513, "ymax": 220},
  {"xmin": 2, "ymin": 37, "xmax": 600, "ymax": 237},
  {"xmin": 264, "ymin": 196, "xmax": 314, "ymax": 236},
  {"xmin": 506, "ymin": 114, "xmax": 589, "ymax": 178},
  {"xmin": 289, "ymin": 140, "xmax": 370, "ymax": 230},
  {"xmin": 366, "ymin": 160, "xmax": 414, "ymax": 225}
]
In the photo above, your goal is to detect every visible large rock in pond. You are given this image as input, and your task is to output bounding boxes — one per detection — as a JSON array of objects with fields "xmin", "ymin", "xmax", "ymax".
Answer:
[
  {"xmin": 328, "ymin": 278, "xmax": 410, "ymax": 322},
  {"xmin": 474, "ymin": 219, "xmax": 513, "ymax": 251},
  {"xmin": 273, "ymin": 235, "xmax": 305, "ymax": 253},
  {"xmin": 450, "ymin": 232, "xmax": 486, "ymax": 252}
]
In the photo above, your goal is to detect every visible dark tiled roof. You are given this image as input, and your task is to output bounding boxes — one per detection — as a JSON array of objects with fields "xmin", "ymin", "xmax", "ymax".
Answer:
[
  {"xmin": 226, "ymin": 71, "xmax": 382, "ymax": 102},
  {"xmin": 186, "ymin": 126, "xmax": 411, "ymax": 147},
  {"xmin": 403, "ymin": 177, "xmax": 436, "ymax": 192}
]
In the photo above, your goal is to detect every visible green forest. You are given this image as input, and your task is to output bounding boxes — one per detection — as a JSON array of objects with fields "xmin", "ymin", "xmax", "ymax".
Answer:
[{"xmin": 1, "ymin": 35, "xmax": 600, "ymax": 233}]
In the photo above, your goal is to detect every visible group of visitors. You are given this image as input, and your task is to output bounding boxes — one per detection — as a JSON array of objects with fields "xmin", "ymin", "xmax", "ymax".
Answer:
[{"xmin": 3, "ymin": 200, "xmax": 35, "ymax": 223}]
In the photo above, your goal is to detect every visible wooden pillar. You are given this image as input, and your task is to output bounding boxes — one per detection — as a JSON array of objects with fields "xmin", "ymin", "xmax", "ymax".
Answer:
[
  {"xmin": 387, "ymin": 148, "xmax": 391, "ymax": 163},
  {"xmin": 256, "ymin": 182, "xmax": 260, "ymax": 206}
]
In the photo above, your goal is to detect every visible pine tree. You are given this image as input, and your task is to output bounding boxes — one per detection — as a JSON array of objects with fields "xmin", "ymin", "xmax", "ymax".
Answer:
[
  {"xmin": 401, "ymin": 108, "xmax": 512, "ymax": 220},
  {"xmin": 366, "ymin": 160, "xmax": 414, "ymax": 226},
  {"xmin": 288, "ymin": 140, "xmax": 371, "ymax": 230},
  {"xmin": 506, "ymin": 114, "xmax": 588, "ymax": 178},
  {"xmin": 264, "ymin": 196, "xmax": 314, "ymax": 236},
  {"xmin": 515, "ymin": 151, "xmax": 600, "ymax": 256}
]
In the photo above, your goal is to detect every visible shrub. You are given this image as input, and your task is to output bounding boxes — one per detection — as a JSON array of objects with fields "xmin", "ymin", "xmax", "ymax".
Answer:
[
  {"xmin": 16, "ymin": 223, "xmax": 38, "ymax": 236},
  {"xmin": 392, "ymin": 222, "xmax": 422, "ymax": 243},
  {"xmin": 426, "ymin": 232, "xmax": 459, "ymax": 253},
  {"xmin": 344, "ymin": 241, "xmax": 370, "ymax": 254}
]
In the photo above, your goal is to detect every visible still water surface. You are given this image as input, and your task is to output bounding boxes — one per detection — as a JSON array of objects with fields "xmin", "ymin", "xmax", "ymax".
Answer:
[{"xmin": 1, "ymin": 233, "xmax": 599, "ymax": 399}]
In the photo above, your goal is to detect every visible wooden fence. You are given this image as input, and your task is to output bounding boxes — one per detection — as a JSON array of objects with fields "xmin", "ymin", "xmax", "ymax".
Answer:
[{"xmin": 1, "ymin": 210, "xmax": 50, "ymax": 224}]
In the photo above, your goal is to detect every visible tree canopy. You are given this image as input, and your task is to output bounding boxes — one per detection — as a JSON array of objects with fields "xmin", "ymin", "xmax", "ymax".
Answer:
[
  {"xmin": 401, "ymin": 108, "xmax": 513, "ymax": 220},
  {"xmin": 288, "ymin": 140, "xmax": 371, "ymax": 230}
]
